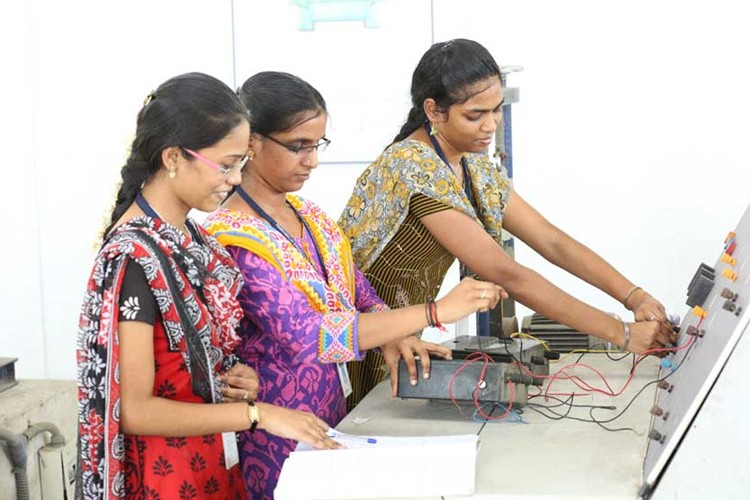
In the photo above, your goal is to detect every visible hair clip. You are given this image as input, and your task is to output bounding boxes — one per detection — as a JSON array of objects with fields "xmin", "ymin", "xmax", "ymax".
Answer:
[{"xmin": 142, "ymin": 91, "xmax": 155, "ymax": 107}]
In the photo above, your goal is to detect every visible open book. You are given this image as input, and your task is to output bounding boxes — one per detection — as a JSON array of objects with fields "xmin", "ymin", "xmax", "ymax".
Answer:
[{"xmin": 274, "ymin": 430, "xmax": 479, "ymax": 499}]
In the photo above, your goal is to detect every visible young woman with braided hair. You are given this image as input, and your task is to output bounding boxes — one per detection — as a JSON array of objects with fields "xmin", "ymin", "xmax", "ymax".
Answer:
[
  {"xmin": 76, "ymin": 72, "xmax": 339, "ymax": 500},
  {"xmin": 339, "ymin": 39, "xmax": 676, "ymax": 407}
]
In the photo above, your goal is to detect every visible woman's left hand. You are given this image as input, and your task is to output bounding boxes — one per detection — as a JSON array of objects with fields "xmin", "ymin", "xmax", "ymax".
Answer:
[
  {"xmin": 631, "ymin": 292, "xmax": 667, "ymax": 324},
  {"xmin": 631, "ymin": 293, "xmax": 676, "ymax": 342},
  {"xmin": 381, "ymin": 336, "xmax": 452, "ymax": 397},
  {"xmin": 219, "ymin": 363, "xmax": 260, "ymax": 402}
]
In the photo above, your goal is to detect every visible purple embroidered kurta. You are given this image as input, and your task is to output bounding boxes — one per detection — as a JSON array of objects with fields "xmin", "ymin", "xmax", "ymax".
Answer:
[
  {"xmin": 229, "ymin": 244, "xmax": 385, "ymax": 498},
  {"xmin": 205, "ymin": 199, "xmax": 387, "ymax": 499}
]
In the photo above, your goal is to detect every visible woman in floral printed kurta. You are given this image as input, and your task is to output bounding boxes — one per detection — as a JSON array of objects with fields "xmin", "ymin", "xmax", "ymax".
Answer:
[
  {"xmin": 338, "ymin": 39, "xmax": 676, "ymax": 407},
  {"xmin": 76, "ymin": 73, "xmax": 339, "ymax": 500}
]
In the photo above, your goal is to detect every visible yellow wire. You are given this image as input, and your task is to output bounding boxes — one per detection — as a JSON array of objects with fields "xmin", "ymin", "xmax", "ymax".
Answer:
[
  {"xmin": 508, "ymin": 332, "xmax": 621, "ymax": 362},
  {"xmin": 509, "ymin": 332, "xmax": 550, "ymax": 351}
]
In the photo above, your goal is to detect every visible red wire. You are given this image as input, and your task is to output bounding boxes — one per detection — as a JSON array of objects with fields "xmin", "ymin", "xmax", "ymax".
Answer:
[
  {"xmin": 475, "ymin": 381, "xmax": 515, "ymax": 420},
  {"xmin": 447, "ymin": 352, "xmax": 515, "ymax": 420},
  {"xmin": 514, "ymin": 320, "xmax": 700, "ymax": 401},
  {"xmin": 448, "ymin": 352, "xmax": 492, "ymax": 409},
  {"xmin": 448, "ymin": 319, "xmax": 701, "ymax": 413}
]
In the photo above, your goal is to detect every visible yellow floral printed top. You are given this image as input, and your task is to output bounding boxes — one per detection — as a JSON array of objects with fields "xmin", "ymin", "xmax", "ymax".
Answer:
[{"xmin": 338, "ymin": 138, "xmax": 511, "ymax": 308}]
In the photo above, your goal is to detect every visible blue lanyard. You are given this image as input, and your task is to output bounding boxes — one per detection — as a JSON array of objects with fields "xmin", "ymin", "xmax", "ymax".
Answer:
[
  {"xmin": 424, "ymin": 123, "xmax": 483, "ymax": 280},
  {"xmin": 135, "ymin": 192, "xmax": 200, "ymax": 241},
  {"xmin": 235, "ymin": 186, "xmax": 329, "ymax": 283},
  {"xmin": 424, "ymin": 123, "xmax": 478, "ymax": 212},
  {"xmin": 135, "ymin": 192, "xmax": 161, "ymax": 219}
]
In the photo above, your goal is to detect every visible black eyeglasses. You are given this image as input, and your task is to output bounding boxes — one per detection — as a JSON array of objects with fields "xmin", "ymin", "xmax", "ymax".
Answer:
[{"xmin": 263, "ymin": 135, "xmax": 331, "ymax": 156}]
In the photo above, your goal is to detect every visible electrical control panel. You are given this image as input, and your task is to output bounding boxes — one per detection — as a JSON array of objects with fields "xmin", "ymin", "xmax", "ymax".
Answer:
[{"xmin": 641, "ymin": 204, "xmax": 750, "ymax": 497}]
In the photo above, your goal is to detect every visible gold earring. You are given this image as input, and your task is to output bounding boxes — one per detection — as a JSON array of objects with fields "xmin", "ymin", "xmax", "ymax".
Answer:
[
  {"xmin": 168, "ymin": 168, "xmax": 176, "ymax": 179},
  {"xmin": 429, "ymin": 122, "xmax": 438, "ymax": 136},
  {"xmin": 247, "ymin": 150, "xmax": 255, "ymax": 161}
]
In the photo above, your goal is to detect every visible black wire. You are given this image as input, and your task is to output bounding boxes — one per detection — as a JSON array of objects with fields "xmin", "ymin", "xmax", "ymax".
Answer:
[
  {"xmin": 574, "ymin": 347, "xmax": 589, "ymax": 363},
  {"xmin": 484, "ymin": 401, "xmax": 524, "ymax": 418},
  {"xmin": 527, "ymin": 394, "xmax": 618, "ymax": 423},
  {"xmin": 603, "ymin": 343, "xmax": 633, "ymax": 362},
  {"xmin": 526, "ymin": 394, "xmax": 639, "ymax": 432},
  {"xmin": 587, "ymin": 340, "xmax": 696, "ymax": 429},
  {"xmin": 525, "ymin": 406, "xmax": 563, "ymax": 420},
  {"xmin": 526, "ymin": 341, "xmax": 695, "ymax": 432},
  {"xmin": 528, "ymin": 394, "xmax": 615, "ymax": 411},
  {"xmin": 502, "ymin": 331, "xmax": 524, "ymax": 382},
  {"xmin": 523, "ymin": 343, "xmax": 607, "ymax": 420}
]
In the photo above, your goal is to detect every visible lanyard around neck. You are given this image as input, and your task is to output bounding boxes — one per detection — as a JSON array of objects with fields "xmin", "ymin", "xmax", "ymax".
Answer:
[
  {"xmin": 235, "ymin": 186, "xmax": 329, "ymax": 283},
  {"xmin": 136, "ymin": 192, "xmax": 162, "ymax": 220},
  {"xmin": 423, "ymin": 123, "xmax": 477, "ymax": 211},
  {"xmin": 136, "ymin": 192, "xmax": 199, "ymax": 241}
]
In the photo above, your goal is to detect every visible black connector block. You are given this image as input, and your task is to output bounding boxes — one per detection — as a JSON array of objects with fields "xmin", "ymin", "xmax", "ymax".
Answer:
[{"xmin": 686, "ymin": 263, "xmax": 715, "ymax": 308}]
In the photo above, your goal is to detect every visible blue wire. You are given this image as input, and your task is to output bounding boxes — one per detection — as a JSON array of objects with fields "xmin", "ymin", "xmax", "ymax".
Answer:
[{"xmin": 472, "ymin": 402, "xmax": 526, "ymax": 424}]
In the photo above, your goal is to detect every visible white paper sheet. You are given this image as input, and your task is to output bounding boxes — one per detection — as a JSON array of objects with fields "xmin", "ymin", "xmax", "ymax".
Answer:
[{"xmin": 275, "ymin": 431, "xmax": 479, "ymax": 499}]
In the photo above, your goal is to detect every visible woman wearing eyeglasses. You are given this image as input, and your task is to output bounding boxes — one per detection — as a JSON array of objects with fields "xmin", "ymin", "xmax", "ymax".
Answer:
[
  {"xmin": 76, "ymin": 72, "xmax": 342, "ymax": 500},
  {"xmin": 338, "ymin": 39, "xmax": 676, "ymax": 407},
  {"xmin": 204, "ymin": 71, "xmax": 503, "ymax": 498}
]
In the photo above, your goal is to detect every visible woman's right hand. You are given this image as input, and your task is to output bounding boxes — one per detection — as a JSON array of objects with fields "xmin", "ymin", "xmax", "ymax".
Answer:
[
  {"xmin": 435, "ymin": 277, "xmax": 507, "ymax": 324},
  {"xmin": 219, "ymin": 363, "xmax": 260, "ymax": 402},
  {"xmin": 381, "ymin": 335, "xmax": 452, "ymax": 396},
  {"xmin": 625, "ymin": 321, "xmax": 673, "ymax": 354},
  {"xmin": 254, "ymin": 403, "xmax": 342, "ymax": 450}
]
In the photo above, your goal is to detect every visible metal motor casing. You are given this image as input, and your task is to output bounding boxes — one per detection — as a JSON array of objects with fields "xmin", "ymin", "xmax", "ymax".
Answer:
[{"xmin": 396, "ymin": 336, "xmax": 549, "ymax": 407}]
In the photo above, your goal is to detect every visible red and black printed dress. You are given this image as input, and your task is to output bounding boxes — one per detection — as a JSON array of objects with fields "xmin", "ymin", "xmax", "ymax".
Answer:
[{"xmin": 76, "ymin": 217, "xmax": 247, "ymax": 500}]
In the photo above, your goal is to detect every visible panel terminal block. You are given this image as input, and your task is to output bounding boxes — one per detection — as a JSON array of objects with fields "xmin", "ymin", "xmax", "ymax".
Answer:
[{"xmin": 686, "ymin": 263, "xmax": 715, "ymax": 307}]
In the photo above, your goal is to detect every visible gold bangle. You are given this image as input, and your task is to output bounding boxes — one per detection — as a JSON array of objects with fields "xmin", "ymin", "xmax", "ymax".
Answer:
[
  {"xmin": 246, "ymin": 401, "xmax": 260, "ymax": 433},
  {"xmin": 623, "ymin": 286, "xmax": 642, "ymax": 307}
]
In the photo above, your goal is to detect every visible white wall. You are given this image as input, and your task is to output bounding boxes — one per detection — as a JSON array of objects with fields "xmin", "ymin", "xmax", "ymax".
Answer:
[
  {"xmin": 1, "ymin": 0, "xmax": 748, "ymax": 379},
  {"xmin": 1, "ymin": 0, "xmax": 236, "ymax": 379},
  {"xmin": 0, "ymin": 0, "xmax": 45, "ymax": 378},
  {"xmin": 434, "ymin": 0, "xmax": 750, "ymax": 323}
]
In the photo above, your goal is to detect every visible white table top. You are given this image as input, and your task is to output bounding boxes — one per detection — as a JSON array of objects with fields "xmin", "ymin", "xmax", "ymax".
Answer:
[{"xmin": 338, "ymin": 353, "xmax": 661, "ymax": 500}]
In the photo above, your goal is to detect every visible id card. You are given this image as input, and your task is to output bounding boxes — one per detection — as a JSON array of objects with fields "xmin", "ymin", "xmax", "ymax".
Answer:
[
  {"xmin": 337, "ymin": 362, "xmax": 353, "ymax": 398},
  {"xmin": 222, "ymin": 431, "xmax": 239, "ymax": 469}
]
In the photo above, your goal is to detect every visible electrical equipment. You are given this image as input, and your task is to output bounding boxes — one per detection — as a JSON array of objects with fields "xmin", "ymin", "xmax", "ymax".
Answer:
[
  {"xmin": 641, "ymin": 204, "xmax": 750, "ymax": 498},
  {"xmin": 0, "ymin": 357, "xmax": 18, "ymax": 394},
  {"xmin": 685, "ymin": 263, "xmax": 716, "ymax": 307},
  {"xmin": 521, "ymin": 314, "xmax": 597, "ymax": 352},
  {"xmin": 396, "ymin": 335, "xmax": 551, "ymax": 407}
]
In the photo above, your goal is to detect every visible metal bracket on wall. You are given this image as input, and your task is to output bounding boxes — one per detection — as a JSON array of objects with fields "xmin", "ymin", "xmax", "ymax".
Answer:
[{"xmin": 0, "ymin": 357, "xmax": 18, "ymax": 394}]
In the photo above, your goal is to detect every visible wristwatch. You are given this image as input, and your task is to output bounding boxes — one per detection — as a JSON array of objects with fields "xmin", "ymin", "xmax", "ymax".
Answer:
[{"xmin": 246, "ymin": 401, "xmax": 260, "ymax": 433}]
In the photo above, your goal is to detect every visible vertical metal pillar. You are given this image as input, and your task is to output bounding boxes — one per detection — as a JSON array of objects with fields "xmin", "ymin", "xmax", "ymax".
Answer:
[{"xmin": 478, "ymin": 65, "xmax": 522, "ymax": 337}]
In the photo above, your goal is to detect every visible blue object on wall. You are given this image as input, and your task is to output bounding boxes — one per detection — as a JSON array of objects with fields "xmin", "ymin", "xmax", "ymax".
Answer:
[{"xmin": 291, "ymin": 0, "xmax": 382, "ymax": 31}]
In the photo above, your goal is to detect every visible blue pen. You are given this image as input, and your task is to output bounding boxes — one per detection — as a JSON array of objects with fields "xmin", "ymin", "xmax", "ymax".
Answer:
[{"xmin": 327, "ymin": 429, "xmax": 377, "ymax": 444}]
